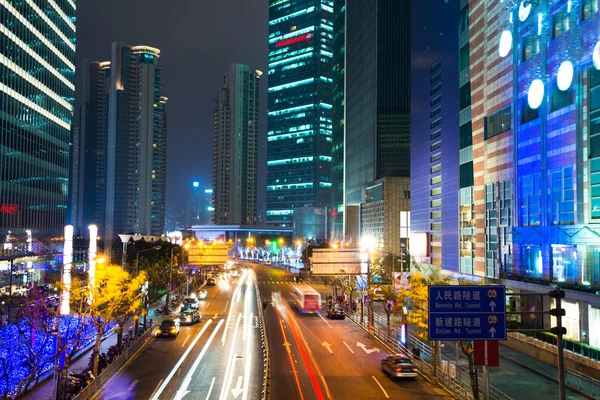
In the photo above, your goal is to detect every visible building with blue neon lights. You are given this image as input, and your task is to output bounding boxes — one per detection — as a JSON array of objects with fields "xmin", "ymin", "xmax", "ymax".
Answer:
[
  {"xmin": 267, "ymin": 0, "xmax": 334, "ymax": 234},
  {"xmin": 0, "ymin": 0, "xmax": 76, "ymax": 236},
  {"xmin": 452, "ymin": 0, "xmax": 600, "ymax": 350}
]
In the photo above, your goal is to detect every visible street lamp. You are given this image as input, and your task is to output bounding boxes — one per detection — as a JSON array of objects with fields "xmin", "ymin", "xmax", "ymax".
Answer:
[{"xmin": 135, "ymin": 245, "xmax": 162, "ymax": 275}]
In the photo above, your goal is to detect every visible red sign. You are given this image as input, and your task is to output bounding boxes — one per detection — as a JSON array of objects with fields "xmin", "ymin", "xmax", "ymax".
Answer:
[
  {"xmin": 0, "ymin": 204, "xmax": 18, "ymax": 215},
  {"xmin": 276, "ymin": 33, "xmax": 311, "ymax": 47},
  {"xmin": 474, "ymin": 340, "xmax": 499, "ymax": 367}
]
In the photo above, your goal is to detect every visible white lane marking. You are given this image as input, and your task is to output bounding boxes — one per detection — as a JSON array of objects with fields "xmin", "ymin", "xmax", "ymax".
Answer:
[
  {"xmin": 343, "ymin": 341, "xmax": 354, "ymax": 354},
  {"xmin": 149, "ymin": 379, "xmax": 163, "ymax": 399},
  {"xmin": 151, "ymin": 319, "xmax": 213, "ymax": 400},
  {"xmin": 219, "ymin": 314, "xmax": 243, "ymax": 400},
  {"xmin": 231, "ymin": 376, "xmax": 243, "ymax": 398},
  {"xmin": 372, "ymin": 375, "xmax": 390, "ymax": 399},
  {"xmin": 224, "ymin": 300, "xmax": 229, "ymax": 312},
  {"xmin": 206, "ymin": 302, "xmax": 211, "ymax": 308},
  {"xmin": 318, "ymin": 313, "xmax": 332, "ymax": 328},
  {"xmin": 213, "ymin": 313, "xmax": 218, "ymax": 319},
  {"xmin": 174, "ymin": 319, "xmax": 225, "ymax": 399},
  {"xmin": 204, "ymin": 377, "xmax": 216, "ymax": 400},
  {"xmin": 322, "ymin": 341, "xmax": 333, "ymax": 353},
  {"xmin": 181, "ymin": 334, "xmax": 191, "ymax": 348}
]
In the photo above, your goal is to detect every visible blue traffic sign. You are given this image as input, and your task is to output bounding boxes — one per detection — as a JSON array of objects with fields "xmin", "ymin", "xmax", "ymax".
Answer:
[{"xmin": 428, "ymin": 285, "xmax": 507, "ymax": 341}]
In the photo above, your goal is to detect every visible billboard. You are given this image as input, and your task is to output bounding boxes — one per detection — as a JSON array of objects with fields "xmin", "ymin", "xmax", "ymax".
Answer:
[
  {"xmin": 188, "ymin": 244, "xmax": 230, "ymax": 265},
  {"xmin": 311, "ymin": 249, "xmax": 365, "ymax": 275}
]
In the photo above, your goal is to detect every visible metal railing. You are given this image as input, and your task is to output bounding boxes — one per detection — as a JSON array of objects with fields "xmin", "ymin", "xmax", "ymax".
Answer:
[
  {"xmin": 71, "ymin": 323, "xmax": 157, "ymax": 400},
  {"xmin": 343, "ymin": 307, "xmax": 513, "ymax": 400},
  {"xmin": 566, "ymin": 368, "xmax": 600, "ymax": 399},
  {"xmin": 254, "ymin": 277, "xmax": 271, "ymax": 400}
]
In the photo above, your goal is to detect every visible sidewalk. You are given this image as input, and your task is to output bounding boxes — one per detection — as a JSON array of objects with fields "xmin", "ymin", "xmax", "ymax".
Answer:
[{"xmin": 21, "ymin": 296, "xmax": 167, "ymax": 400}]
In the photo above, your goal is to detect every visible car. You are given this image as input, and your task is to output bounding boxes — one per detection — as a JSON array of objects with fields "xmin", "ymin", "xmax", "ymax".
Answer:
[
  {"xmin": 180, "ymin": 310, "xmax": 201, "ymax": 325},
  {"xmin": 264, "ymin": 260, "xmax": 271, "ymax": 265},
  {"xmin": 326, "ymin": 305, "xmax": 345, "ymax": 320},
  {"xmin": 373, "ymin": 287, "xmax": 386, "ymax": 302},
  {"xmin": 206, "ymin": 278, "xmax": 217, "ymax": 286},
  {"xmin": 182, "ymin": 296, "xmax": 199, "ymax": 310},
  {"xmin": 381, "ymin": 355, "xmax": 418, "ymax": 379},
  {"xmin": 155, "ymin": 318, "xmax": 180, "ymax": 338},
  {"xmin": 197, "ymin": 289, "xmax": 208, "ymax": 300}
]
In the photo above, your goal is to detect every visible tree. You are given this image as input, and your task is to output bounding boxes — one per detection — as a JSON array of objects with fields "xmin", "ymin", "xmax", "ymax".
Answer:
[
  {"xmin": 394, "ymin": 261, "xmax": 451, "ymax": 376},
  {"xmin": 7, "ymin": 286, "xmax": 94, "ymax": 399},
  {"xmin": 70, "ymin": 264, "xmax": 146, "ymax": 375}
]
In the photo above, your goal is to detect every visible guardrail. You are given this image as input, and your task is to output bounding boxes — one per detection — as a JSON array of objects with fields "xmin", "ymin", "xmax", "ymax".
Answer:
[
  {"xmin": 71, "ymin": 323, "xmax": 157, "ymax": 400},
  {"xmin": 567, "ymin": 368, "xmax": 600, "ymax": 399},
  {"xmin": 254, "ymin": 277, "xmax": 271, "ymax": 400},
  {"xmin": 343, "ymin": 307, "xmax": 512, "ymax": 400}
]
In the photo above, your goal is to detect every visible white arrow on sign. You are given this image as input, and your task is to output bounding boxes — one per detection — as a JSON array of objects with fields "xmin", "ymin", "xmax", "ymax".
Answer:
[
  {"xmin": 322, "ymin": 341, "xmax": 333, "ymax": 353},
  {"xmin": 283, "ymin": 341, "xmax": 292, "ymax": 353},
  {"xmin": 231, "ymin": 376, "xmax": 244, "ymax": 398},
  {"xmin": 489, "ymin": 327, "xmax": 496, "ymax": 338},
  {"xmin": 357, "ymin": 342, "xmax": 380, "ymax": 354},
  {"xmin": 489, "ymin": 300, "xmax": 496, "ymax": 312}
]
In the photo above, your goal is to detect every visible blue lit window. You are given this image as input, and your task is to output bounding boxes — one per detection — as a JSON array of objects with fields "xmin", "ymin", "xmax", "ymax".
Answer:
[
  {"xmin": 549, "ymin": 166, "xmax": 574, "ymax": 225},
  {"xmin": 520, "ymin": 173, "xmax": 541, "ymax": 226}
]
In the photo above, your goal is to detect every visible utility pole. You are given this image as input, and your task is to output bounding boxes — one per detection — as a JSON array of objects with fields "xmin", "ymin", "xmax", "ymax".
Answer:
[{"xmin": 550, "ymin": 288, "xmax": 567, "ymax": 400}]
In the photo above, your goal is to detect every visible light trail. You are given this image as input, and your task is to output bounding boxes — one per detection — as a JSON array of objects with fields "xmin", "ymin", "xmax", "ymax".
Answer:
[
  {"xmin": 219, "ymin": 313, "xmax": 243, "ymax": 400},
  {"xmin": 277, "ymin": 317, "xmax": 304, "ymax": 400},
  {"xmin": 174, "ymin": 319, "xmax": 224, "ymax": 398},
  {"xmin": 151, "ymin": 319, "xmax": 213, "ymax": 400}
]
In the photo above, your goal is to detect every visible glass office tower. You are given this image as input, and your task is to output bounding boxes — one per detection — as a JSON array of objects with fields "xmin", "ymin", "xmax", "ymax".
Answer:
[
  {"xmin": 267, "ymin": 0, "xmax": 334, "ymax": 228},
  {"xmin": 0, "ymin": 0, "xmax": 76, "ymax": 236}
]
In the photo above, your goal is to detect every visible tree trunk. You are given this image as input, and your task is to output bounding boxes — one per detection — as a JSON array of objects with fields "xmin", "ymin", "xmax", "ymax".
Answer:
[
  {"xmin": 467, "ymin": 350, "xmax": 479, "ymax": 399},
  {"xmin": 117, "ymin": 326, "xmax": 123, "ymax": 351},
  {"xmin": 92, "ymin": 328, "xmax": 102, "ymax": 376},
  {"xmin": 430, "ymin": 341, "xmax": 437, "ymax": 377}
]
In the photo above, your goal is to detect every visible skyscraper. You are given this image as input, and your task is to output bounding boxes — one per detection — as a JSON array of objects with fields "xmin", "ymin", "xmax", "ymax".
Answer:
[
  {"xmin": 186, "ymin": 182, "xmax": 214, "ymax": 226},
  {"xmin": 70, "ymin": 60, "xmax": 110, "ymax": 236},
  {"xmin": 267, "ymin": 0, "xmax": 334, "ymax": 230},
  {"xmin": 332, "ymin": 0, "xmax": 345, "ymax": 240},
  {"xmin": 71, "ymin": 43, "xmax": 168, "ymax": 244},
  {"xmin": 0, "ymin": 0, "xmax": 76, "ymax": 236},
  {"xmin": 213, "ymin": 64, "xmax": 261, "ymax": 225},
  {"xmin": 409, "ymin": 0, "xmax": 460, "ymax": 269},
  {"xmin": 343, "ymin": 0, "xmax": 411, "ymax": 251}
]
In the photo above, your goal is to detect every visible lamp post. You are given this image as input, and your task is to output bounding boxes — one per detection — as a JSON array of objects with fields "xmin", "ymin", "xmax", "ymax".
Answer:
[
  {"xmin": 134, "ymin": 245, "xmax": 161, "ymax": 332},
  {"xmin": 135, "ymin": 245, "xmax": 162, "ymax": 275}
]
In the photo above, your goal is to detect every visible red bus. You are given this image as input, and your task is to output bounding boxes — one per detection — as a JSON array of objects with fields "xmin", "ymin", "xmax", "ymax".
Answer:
[{"xmin": 292, "ymin": 285, "xmax": 322, "ymax": 313}]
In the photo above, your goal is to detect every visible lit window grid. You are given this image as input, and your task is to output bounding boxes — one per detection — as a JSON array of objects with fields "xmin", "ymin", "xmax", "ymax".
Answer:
[{"xmin": 0, "ymin": 0, "xmax": 75, "ymax": 234}]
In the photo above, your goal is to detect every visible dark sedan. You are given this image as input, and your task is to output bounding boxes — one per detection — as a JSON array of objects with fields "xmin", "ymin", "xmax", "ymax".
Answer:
[
  {"xmin": 326, "ymin": 305, "xmax": 345, "ymax": 320},
  {"xmin": 155, "ymin": 318, "xmax": 180, "ymax": 338},
  {"xmin": 206, "ymin": 278, "xmax": 217, "ymax": 286}
]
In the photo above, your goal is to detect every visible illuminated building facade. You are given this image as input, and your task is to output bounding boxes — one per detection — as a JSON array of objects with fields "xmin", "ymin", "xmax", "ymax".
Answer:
[
  {"xmin": 267, "ymin": 0, "xmax": 334, "ymax": 233},
  {"xmin": 409, "ymin": 0, "xmax": 460, "ymax": 269},
  {"xmin": 331, "ymin": 0, "xmax": 345, "ymax": 240},
  {"xmin": 0, "ymin": 0, "xmax": 76, "ymax": 236},
  {"xmin": 464, "ymin": 0, "xmax": 600, "ymax": 348},
  {"xmin": 72, "ymin": 43, "xmax": 167, "ymax": 246},
  {"xmin": 343, "ymin": 0, "xmax": 411, "ymax": 252},
  {"xmin": 213, "ymin": 64, "xmax": 261, "ymax": 226},
  {"xmin": 186, "ymin": 182, "xmax": 214, "ymax": 226}
]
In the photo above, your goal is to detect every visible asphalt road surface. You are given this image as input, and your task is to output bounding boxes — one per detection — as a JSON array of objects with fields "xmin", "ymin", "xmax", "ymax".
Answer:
[
  {"xmin": 252, "ymin": 264, "xmax": 450, "ymax": 400},
  {"xmin": 94, "ymin": 267, "xmax": 263, "ymax": 400}
]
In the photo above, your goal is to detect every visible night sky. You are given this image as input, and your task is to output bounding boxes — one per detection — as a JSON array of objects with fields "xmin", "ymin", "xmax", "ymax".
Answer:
[{"xmin": 76, "ymin": 1, "xmax": 269, "ymax": 219}]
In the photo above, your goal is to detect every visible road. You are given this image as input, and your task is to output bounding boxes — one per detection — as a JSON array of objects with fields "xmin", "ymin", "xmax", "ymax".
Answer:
[
  {"xmin": 253, "ymin": 264, "xmax": 450, "ymax": 400},
  {"xmin": 95, "ymin": 268, "xmax": 263, "ymax": 400}
]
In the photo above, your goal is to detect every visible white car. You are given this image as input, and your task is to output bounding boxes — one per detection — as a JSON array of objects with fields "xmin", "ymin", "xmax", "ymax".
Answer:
[{"xmin": 197, "ymin": 290, "xmax": 208, "ymax": 300}]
